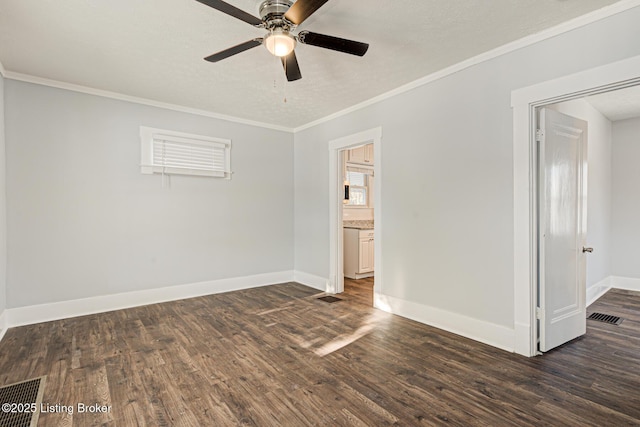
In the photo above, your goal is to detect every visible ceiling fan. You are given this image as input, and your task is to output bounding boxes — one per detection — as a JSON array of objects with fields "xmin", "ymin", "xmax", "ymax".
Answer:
[{"xmin": 196, "ymin": 0, "xmax": 369, "ymax": 82}]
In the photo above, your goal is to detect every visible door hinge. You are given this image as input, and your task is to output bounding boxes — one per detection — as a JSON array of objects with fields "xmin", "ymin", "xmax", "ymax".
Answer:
[
  {"xmin": 536, "ymin": 307, "xmax": 545, "ymax": 320},
  {"xmin": 535, "ymin": 129, "xmax": 544, "ymax": 142}
]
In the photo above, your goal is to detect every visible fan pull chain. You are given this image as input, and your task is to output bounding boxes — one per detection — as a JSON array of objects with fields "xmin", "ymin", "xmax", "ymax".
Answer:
[
  {"xmin": 273, "ymin": 54, "xmax": 279, "ymax": 89},
  {"xmin": 283, "ymin": 58, "xmax": 287, "ymax": 103}
]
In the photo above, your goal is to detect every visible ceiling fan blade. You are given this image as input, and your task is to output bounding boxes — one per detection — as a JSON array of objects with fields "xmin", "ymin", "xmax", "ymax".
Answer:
[
  {"xmin": 298, "ymin": 31, "xmax": 369, "ymax": 56},
  {"xmin": 284, "ymin": 0, "xmax": 329, "ymax": 25},
  {"xmin": 281, "ymin": 51, "xmax": 302, "ymax": 82},
  {"xmin": 196, "ymin": 0, "xmax": 263, "ymax": 26},
  {"xmin": 204, "ymin": 39, "xmax": 263, "ymax": 62}
]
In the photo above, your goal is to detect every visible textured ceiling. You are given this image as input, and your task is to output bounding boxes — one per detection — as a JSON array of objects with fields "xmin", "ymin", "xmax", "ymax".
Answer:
[
  {"xmin": 586, "ymin": 85, "xmax": 640, "ymax": 121},
  {"xmin": 0, "ymin": 0, "xmax": 625, "ymax": 128}
]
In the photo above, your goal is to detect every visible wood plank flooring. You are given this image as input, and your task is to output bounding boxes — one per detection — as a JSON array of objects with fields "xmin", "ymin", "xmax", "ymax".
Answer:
[{"xmin": 1, "ymin": 281, "xmax": 639, "ymax": 426}]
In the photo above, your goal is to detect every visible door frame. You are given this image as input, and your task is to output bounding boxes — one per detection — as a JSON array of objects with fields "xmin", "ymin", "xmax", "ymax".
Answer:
[
  {"xmin": 328, "ymin": 127, "xmax": 382, "ymax": 295},
  {"xmin": 511, "ymin": 54, "xmax": 640, "ymax": 356}
]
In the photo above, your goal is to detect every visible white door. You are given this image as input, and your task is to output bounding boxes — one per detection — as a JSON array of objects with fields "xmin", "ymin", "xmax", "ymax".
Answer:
[{"xmin": 538, "ymin": 108, "xmax": 588, "ymax": 353}]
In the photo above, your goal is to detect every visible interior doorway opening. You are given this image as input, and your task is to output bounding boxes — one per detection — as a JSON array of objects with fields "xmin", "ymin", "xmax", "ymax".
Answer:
[
  {"xmin": 328, "ymin": 128, "xmax": 382, "ymax": 304},
  {"xmin": 534, "ymin": 86, "xmax": 640, "ymax": 354},
  {"xmin": 512, "ymin": 54, "xmax": 640, "ymax": 356},
  {"xmin": 342, "ymin": 142, "xmax": 375, "ymax": 306}
]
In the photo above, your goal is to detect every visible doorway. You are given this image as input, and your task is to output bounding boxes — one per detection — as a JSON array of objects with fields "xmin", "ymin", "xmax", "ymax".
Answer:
[
  {"xmin": 536, "ymin": 88, "xmax": 640, "ymax": 353},
  {"xmin": 328, "ymin": 127, "xmax": 382, "ymax": 301},
  {"xmin": 538, "ymin": 86, "xmax": 640, "ymax": 352},
  {"xmin": 512, "ymin": 54, "xmax": 640, "ymax": 356},
  {"xmin": 342, "ymin": 143, "xmax": 375, "ymax": 305}
]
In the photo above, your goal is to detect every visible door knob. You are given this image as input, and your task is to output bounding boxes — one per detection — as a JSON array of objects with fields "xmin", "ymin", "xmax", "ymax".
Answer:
[{"xmin": 583, "ymin": 247, "xmax": 593, "ymax": 253}]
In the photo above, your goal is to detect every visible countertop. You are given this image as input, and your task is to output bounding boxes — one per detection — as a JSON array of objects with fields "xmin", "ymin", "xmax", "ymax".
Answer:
[{"xmin": 343, "ymin": 220, "xmax": 374, "ymax": 230}]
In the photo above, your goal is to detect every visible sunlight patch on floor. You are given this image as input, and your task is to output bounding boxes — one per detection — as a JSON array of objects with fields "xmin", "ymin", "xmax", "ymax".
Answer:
[{"xmin": 311, "ymin": 311, "xmax": 387, "ymax": 357}]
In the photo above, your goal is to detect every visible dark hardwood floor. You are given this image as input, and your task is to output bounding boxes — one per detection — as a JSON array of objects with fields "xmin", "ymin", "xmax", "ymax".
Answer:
[
  {"xmin": 1, "ymin": 282, "xmax": 639, "ymax": 426},
  {"xmin": 342, "ymin": 276, "xmax": 374, "ymax": 306}
]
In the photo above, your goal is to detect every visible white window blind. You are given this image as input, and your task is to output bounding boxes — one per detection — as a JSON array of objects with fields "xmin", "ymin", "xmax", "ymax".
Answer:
[
  {"xmin": 140, "ymin": 127, "xmax": 231, "ymax": 179},
  {"xmin": 346, "ymin": 165, "xmax": 373, "ymax": 176},
  {"xmin": 346, "ymin": 170, "xmax": 366, "ymax": 187}
]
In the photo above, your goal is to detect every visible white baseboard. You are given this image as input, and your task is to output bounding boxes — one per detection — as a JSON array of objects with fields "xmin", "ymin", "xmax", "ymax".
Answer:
[
  {"xmin": 4, "ymin": 270, "xmax": 295, "ymax": 330},
  {"xmin": 293, "ymin": 271, "xmax": 329, "ymax": 292},
  {"xmin": 374, "ymin": 293, "xmax": 515, "ymax": 353},
  {"xmin": 612, "ymin": 276, "xmax": 640, "ymax": 292},
  {"xmin": 585, "ymin": 275, "xmax": 640, "ymax": 306},
  {"xmin": 587, "ymin": 277, "xmax": 613, "ymax": 307},
  {"xmin": 0, "ymin": 310, "xmax": 7, "ymax": 343}
]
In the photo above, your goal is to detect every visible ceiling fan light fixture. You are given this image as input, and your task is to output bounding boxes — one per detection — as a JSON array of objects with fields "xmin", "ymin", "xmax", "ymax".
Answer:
[
  {"xmin": 264, "ymin": 29, "xmax": 296, "ymax": 57},
  {"xmin": 198, "ymin": 0, "xmax": 369, "ymax": 81}
]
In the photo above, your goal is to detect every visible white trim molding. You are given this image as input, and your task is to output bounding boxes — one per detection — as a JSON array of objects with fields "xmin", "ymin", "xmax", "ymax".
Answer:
[
  {"xmin": 585, "ymin": 276, "xmax": 640, "ymax": 308},
  {"xmin": 612, "ymin": 276, "xmax": 640, "ymax": 292},
  {"xmin": 2, "ymin": 271, "xmax": 294, "ymax": 330},
  {"xmin": 0, "ymin": 310, "xmax": 7, "ymax": 343},
  {"xmin": 511, "ymin": 54, "xmax": 640, "ymax": 357},
  {"xmin": 293, "ymin": 271, "xmax": 330, "ymax": 292},
  {"xmin": 374, "ymin": 293, "xmax": 515, "ymax": 353},
  {"xmin": 513, "ymin": 322, "xmax": 532, "ymax": 356},
  {"xmin": 3, "ymin": 71, "xmax": 293, "ymax": 133},
  {"xmin": 587, "ymin": 277, "xmax": 613, "ymax": 307}
]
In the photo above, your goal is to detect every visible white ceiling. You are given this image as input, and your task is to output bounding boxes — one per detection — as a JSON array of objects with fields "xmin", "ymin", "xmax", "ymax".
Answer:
[
  {"xmin": 586, "ymin": 85, "xmax": 640, "ymax": 121},
  {"xmin": 0, "ymin": 0, "xmax": 625, "ymax": 128}
]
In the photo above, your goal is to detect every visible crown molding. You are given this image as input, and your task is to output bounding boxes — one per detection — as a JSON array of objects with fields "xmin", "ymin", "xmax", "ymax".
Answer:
[
  {"xmin": 2, "ymin": 70, "xmax": 294, "ymax": 133},
  {"xmin": 293, "ymin": 0, "xmax": 640, "ymax": 133}
]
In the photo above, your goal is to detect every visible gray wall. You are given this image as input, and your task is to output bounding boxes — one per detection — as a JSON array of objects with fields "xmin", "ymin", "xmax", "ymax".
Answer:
[
  {"xmin": 5, "ymin": 80, "xmax": 294, "ymax": 308},
  {"xmin": 293, "ymin": 6, "xmax": 640, "ymax": 330},
  {"xmin": 549, "ymin": 99, "xmax": 612, "ymax": 289},
  {"xmin": 612, "ymin": 117, "xmax": 640, "ymax": 279},
  {"xmin": 0, "ymin": 74, "xmax": 6, "ymax": 315}
]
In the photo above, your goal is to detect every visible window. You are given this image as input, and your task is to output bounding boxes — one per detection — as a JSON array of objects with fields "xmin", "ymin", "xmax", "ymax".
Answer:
[
  {"xmin": 346, "ymin": 170, "xmax": 368, "ymax": 207},
  {"xmin": 140, "ymin": 127, "xmax": 231, "ymax": 179}
]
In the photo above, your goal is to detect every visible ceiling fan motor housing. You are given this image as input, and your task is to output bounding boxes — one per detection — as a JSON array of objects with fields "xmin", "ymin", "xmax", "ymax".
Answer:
[{"xmin": 259, "ymin": 0, "xmax": 294, "ymax": 25}]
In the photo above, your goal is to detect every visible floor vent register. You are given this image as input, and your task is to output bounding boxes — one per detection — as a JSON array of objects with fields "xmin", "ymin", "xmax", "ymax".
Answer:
[
  {"xmin": 317, "ymin": 295, "xmax": 342, "ymax": 303},
  {"xmin": 0, "ymin": 376, "xmax": 47, "ymax": 427},
  {"xmin": 587, "ymin": 312, "xmax": 623, "ymax": 325}
]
